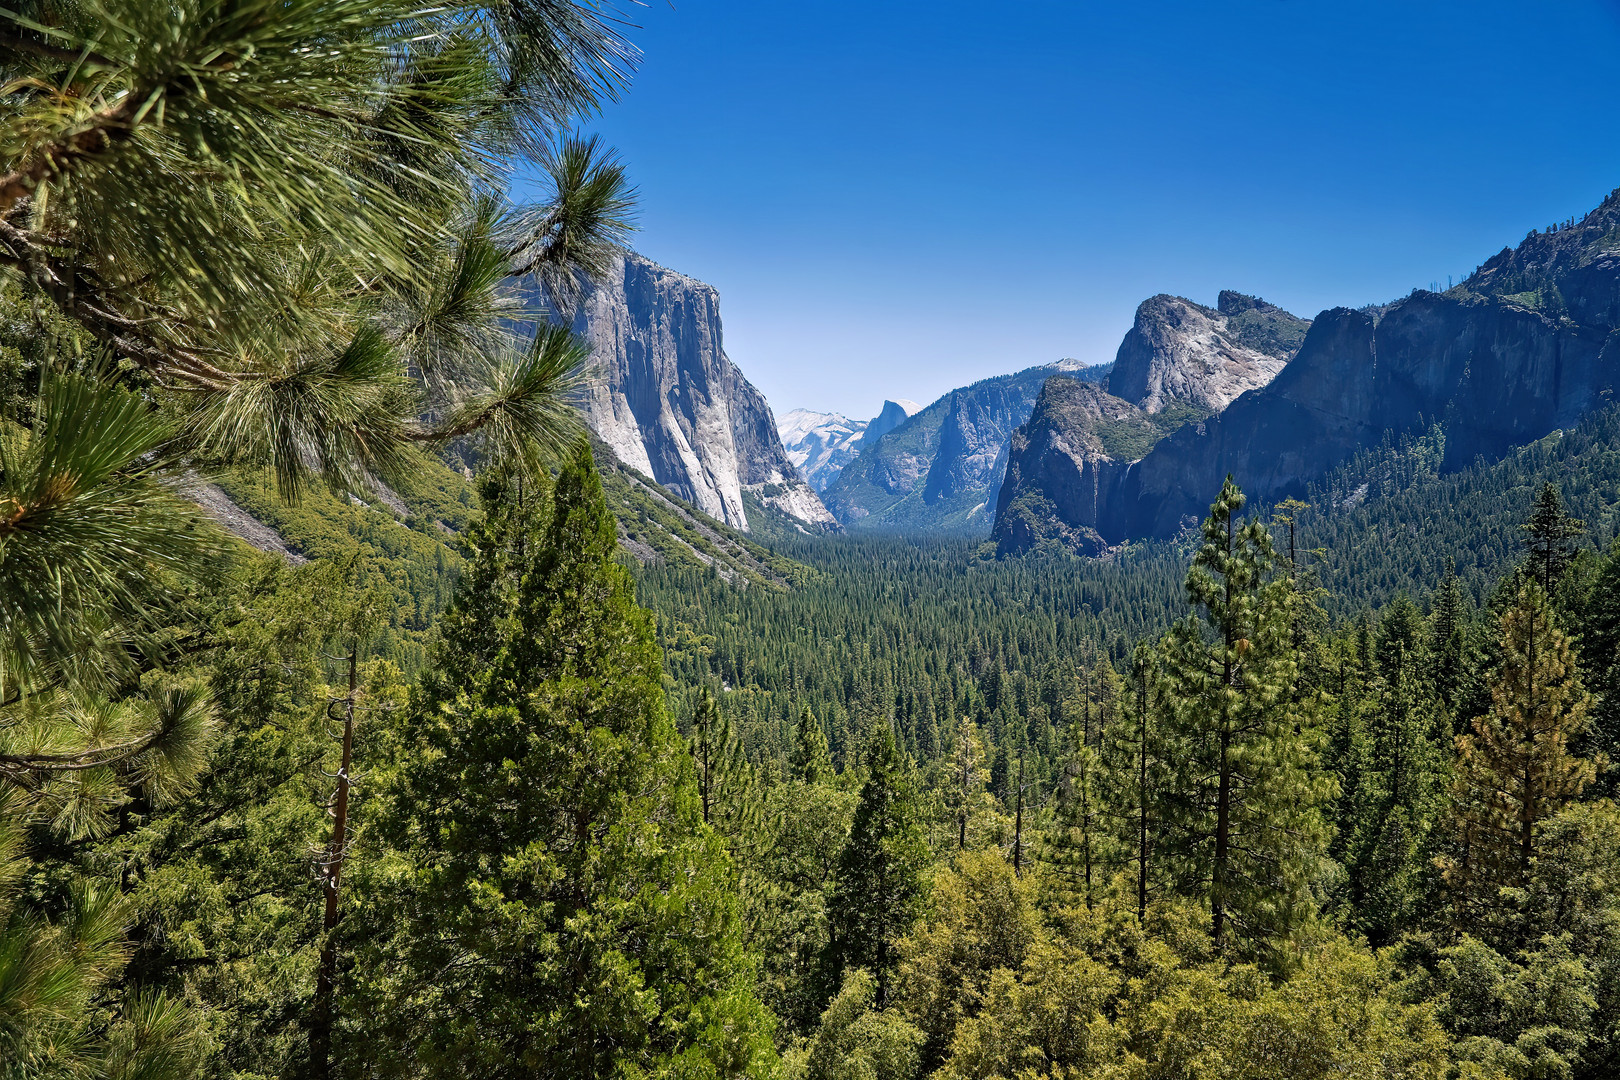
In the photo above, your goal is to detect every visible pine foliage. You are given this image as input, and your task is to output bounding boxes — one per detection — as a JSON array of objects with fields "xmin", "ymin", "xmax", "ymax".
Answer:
[
  {"xmin": 826, "ymin": 722, "xmax": 930, "ymax": 1007},
  {"xmin": 1156, "ymin": 477, "xmax": 1333, "ymax": 958},
  {"xmin": 1443, "ymin": 582, "xmax": 1597, "ymax": 917},
  {"xmin": 353, "ymin": 445, "xmax": 776, "ymax": 1078}
]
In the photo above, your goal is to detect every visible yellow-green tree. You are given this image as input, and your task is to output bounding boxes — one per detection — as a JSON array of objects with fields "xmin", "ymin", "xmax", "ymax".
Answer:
[{"xmin": 1443, "ymin": 582, "xmax": 1596, "ymax": 914}]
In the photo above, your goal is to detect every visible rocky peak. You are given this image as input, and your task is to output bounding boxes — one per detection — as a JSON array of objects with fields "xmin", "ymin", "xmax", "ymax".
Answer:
[
  {"xmin": 991, "ymin": 187, "xmax": 1620, "ymax": 558},
  {"xmin": 990, "ymin": 378, "xmax": 1156, "ymax": 556},
  {"xmin": 1107, "ymin": 292, "xmax": 1310, "ymax": 415},
  {"xmin": 866, "ymin": 398, "xmax": 922, "ymax": 443},
  {"xmin": 1462, "ymin": 186, "xmax": 1620, "ymax": 328}
]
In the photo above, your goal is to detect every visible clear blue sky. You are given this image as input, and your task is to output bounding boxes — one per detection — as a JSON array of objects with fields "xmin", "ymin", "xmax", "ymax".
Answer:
[{"xmin": 558, "ymin": 0, "xmax": 1620, "ymax": 420}]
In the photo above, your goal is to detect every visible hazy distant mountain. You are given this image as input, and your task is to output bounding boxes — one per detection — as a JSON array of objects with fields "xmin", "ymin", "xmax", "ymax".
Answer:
[
  {"xmin": 518, "ymin": 250, "xmax": 836, "ymax": 533},
  {"xmin": 821, "ymin": 362, "xmax": 1110, "ymax": 533},
  {"xmin": 780, "ymin": 399, "xmax": 925, "ymax": 491},
  {"xmin": 865, "ymin": 398, "xmax": 922, "ymax": 442},
  {"xmin": 780, "ymin": 409, "xmax": 868, "ymax": 491}
]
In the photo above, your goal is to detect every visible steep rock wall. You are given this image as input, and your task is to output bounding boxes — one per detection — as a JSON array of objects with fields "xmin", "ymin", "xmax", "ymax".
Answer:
[{"xmin": 555, "ymin": 251, "xmax": 836, "ymax": 532}]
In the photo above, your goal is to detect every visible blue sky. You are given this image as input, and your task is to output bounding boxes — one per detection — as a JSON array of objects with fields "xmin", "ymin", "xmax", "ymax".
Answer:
[{"xmin": 558, "ymin": 0, "xmax": 1620, "ymax": 420}]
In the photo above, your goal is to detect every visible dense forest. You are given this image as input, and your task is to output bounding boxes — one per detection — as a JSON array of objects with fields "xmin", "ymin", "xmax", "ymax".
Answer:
[{"xmin": 5, "ymin": 3, "xmax": 1620, "ymax": 1080}]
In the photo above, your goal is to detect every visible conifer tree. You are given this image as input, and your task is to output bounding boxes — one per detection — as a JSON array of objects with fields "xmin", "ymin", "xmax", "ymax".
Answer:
[
  {"xmin": 1344, "ymin": 596, "xmax": 1448, "ymax": 944},
  {"xmin": 1157, "ymin": 477, "xmax": 1332, "ymax": 956},
  {"xmin": 1044, "ymin": 663, "xmax": 1121, "ymax": 905},
  {"xmin": 791, "ymin": 706, "xmax": 835, "ymax": 785},
  {"xmin": 826, "ymin": 722, "xmax": 929, "ymax": 1007},
  {"xmin": 1577, "ymin": 540, "xmax": 1620, "ymax": 782},
  {"xmin": 761, "ymin": 707, "xmax": 854, "ymax": 1032},
  {"xmin": 355, "ymin": 444, "xmax": 775, "ymax": 1078},
  {"xmin": 1443, "ymin": 582, "xmax": 1597, "ymax": 917},
  {"xmin": 690, "ymin": 684, "xmax": 752, "ymax": 829},
  {"xmin": 944, "ymin": 717, "xmax": 991, "ymax": 850},
  {"xmin": 1523, "ymin": 482, "xmax": 1584, "ymax": 596},
  {"xmin": 1102, "ymin": 644, "xmax": 1171, "ymax": 921},
  {"xmin": 1431, "ymin": 557, "xmax": 1471, "ymax": 719}
]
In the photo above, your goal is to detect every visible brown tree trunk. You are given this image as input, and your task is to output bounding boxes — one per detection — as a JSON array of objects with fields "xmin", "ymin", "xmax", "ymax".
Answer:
[{"xmin": 310, "ymin": 648, "xmax": 356, "ymax": 1079}]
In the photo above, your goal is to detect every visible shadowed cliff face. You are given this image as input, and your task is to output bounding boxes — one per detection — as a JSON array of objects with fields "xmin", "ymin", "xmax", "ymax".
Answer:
[
  {"xmin": 542, "ymin": 250, "xmax": 835, "ymax": 533},
  {"xmin": 993, "ymin": 187, "xmax": 1620, "ymax": 553},
  {"xmin": 991, "ymin": 292, "xmax": 1307, "ymax": 554},
  {"xmin": 991, "ymin": 379, "xmax": 1151, "ymax": 555},
  {"xmin": 1106, "ymin": 291, "xmax": 1619, "ymax": 540}
]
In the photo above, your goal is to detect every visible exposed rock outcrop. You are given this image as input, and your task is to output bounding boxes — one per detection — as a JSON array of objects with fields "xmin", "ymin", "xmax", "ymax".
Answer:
[
  {"xmin": 1108, "ymin": 291, "xmax": 1310, "ymax": 413},
  {"xmin": 540, "ymin": 250, "xmax": 835, "ymax": 532},
  {"xmin": 990, "ymin": 379, "xmax": 1147, "ymax": 555},
  {"xmin": 993, "ymin": 187, "xmax": 1620, "ymax": 554},
  {"xmin": 992, "ymin": 292, "xmax": 1308, "ymax": 555},
  {"xmin": 184, "ymin": 480, "xmax": 307, "ymax": 564}
]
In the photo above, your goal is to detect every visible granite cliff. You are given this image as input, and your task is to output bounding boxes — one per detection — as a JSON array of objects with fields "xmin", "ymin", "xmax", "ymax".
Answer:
[
  {"xmin": 536, "ymin": 250, "xmax": 835, "ymax": 533},
  {"xmin": 1111, "ymin": 291, "xmax": 1310, "ymax": 413},
  {"xmin": 993, "ymin": 188, "xmax": 1620, "ymax": 554},
  {"xmin": 866, "ymin": 398, "xmax": 923, "ymax": 442}
]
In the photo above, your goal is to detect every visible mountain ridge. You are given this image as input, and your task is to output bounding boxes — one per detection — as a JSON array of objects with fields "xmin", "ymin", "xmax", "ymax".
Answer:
[{"xmin": 991, "ymin": 187, "xmax": 1620, "ymax": 554}]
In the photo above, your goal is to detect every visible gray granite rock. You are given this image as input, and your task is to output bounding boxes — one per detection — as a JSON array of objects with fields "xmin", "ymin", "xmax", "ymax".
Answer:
[{"xmin": 521, "ymin": 250, "xmax": 836, "ymax": 533}]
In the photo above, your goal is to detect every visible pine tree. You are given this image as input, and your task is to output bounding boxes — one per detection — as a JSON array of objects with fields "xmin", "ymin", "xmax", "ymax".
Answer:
[
  {"xmin": 944, "ymin": 717, "xmax": 991, "ymax": 850},
  {"xmin": 1044, "ymin": 661, "xmax": 1122, "ymax": 906},
  {"xmin": 1344, "ymin": 597, "xmax": 1448, "ymax": 944},
  {"xmin": 689, "ymin": 684, "xmax": 753, "ymax": 830},
  {"xmin": 826, "ymin": 721, "xmax": 930, "ymax": 1007},
  {"xmin": 1102, "ymin": 644, "xmax": 1171, "ymax": 921},
  {"xmin": 1431, "ymin": 557, "xmax": 1471, "ymax": 718},
  {"xmin": 761, "ymin": 709, "xmax": 854, "ymax": 1033},
  {"xmin": 791, "ymin": 706, "xmax": 835, "ymax": 785},
  {"xmin": 355, "ymin": 444, "xmax": 776, "ymax": 1078},
  {"xmin": 1443, "ymin": 582, "xmax": 1596, "ymax": 918},
  {"xmin": 1523, "ymin": 482, "xmax": 1584, "ymax": 596},
  {"xmin": 1577, "ymin": 539, "xmax": 1620, "ymax": 784},
  {"xmin": 1157, "ymin": 477, "xmax": 1333, "ymax": 957},
  {"xmin": 0, "ymin": 3, "xmax": 633, "ymax": 495}
]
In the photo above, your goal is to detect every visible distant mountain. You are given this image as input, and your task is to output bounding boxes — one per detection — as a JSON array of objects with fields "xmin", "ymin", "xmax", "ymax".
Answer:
[
  {"xmin": 780, "ymin": 399, "xmax": 924, "ymax": 491},
  {"xmin": 821, "ymin": 361, "xmax": 1110, "ymax": 533},
  {"xmin": 991, "ymin": 186, "xmax": 1620, "ymax": 554},
  {"xmin": 865, "ymin": 398, "xmax": 922, "ymax": 442},
  {"xmin": 779, "ymin": 409, "xmax": 867, "ymax": 491},
  {"xmin": 518, "ymin": 250, "xmax": 836, "ymax": 533}
]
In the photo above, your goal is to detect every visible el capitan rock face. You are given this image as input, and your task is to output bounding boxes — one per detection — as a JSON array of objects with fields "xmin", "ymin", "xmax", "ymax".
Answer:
[
  {"xmin": 992, "ymin": 187, "xmax": 1620, "ymax": 554},
  {"xmin": 540, "ymin": 250, "xmax": 835, "ymax": 532}
]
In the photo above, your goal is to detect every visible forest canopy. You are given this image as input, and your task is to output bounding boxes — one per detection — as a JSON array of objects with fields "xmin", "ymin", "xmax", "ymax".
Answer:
[{"xmin": 2, "ymin": 4, "xmax": 1619, "ymax": 1080}]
